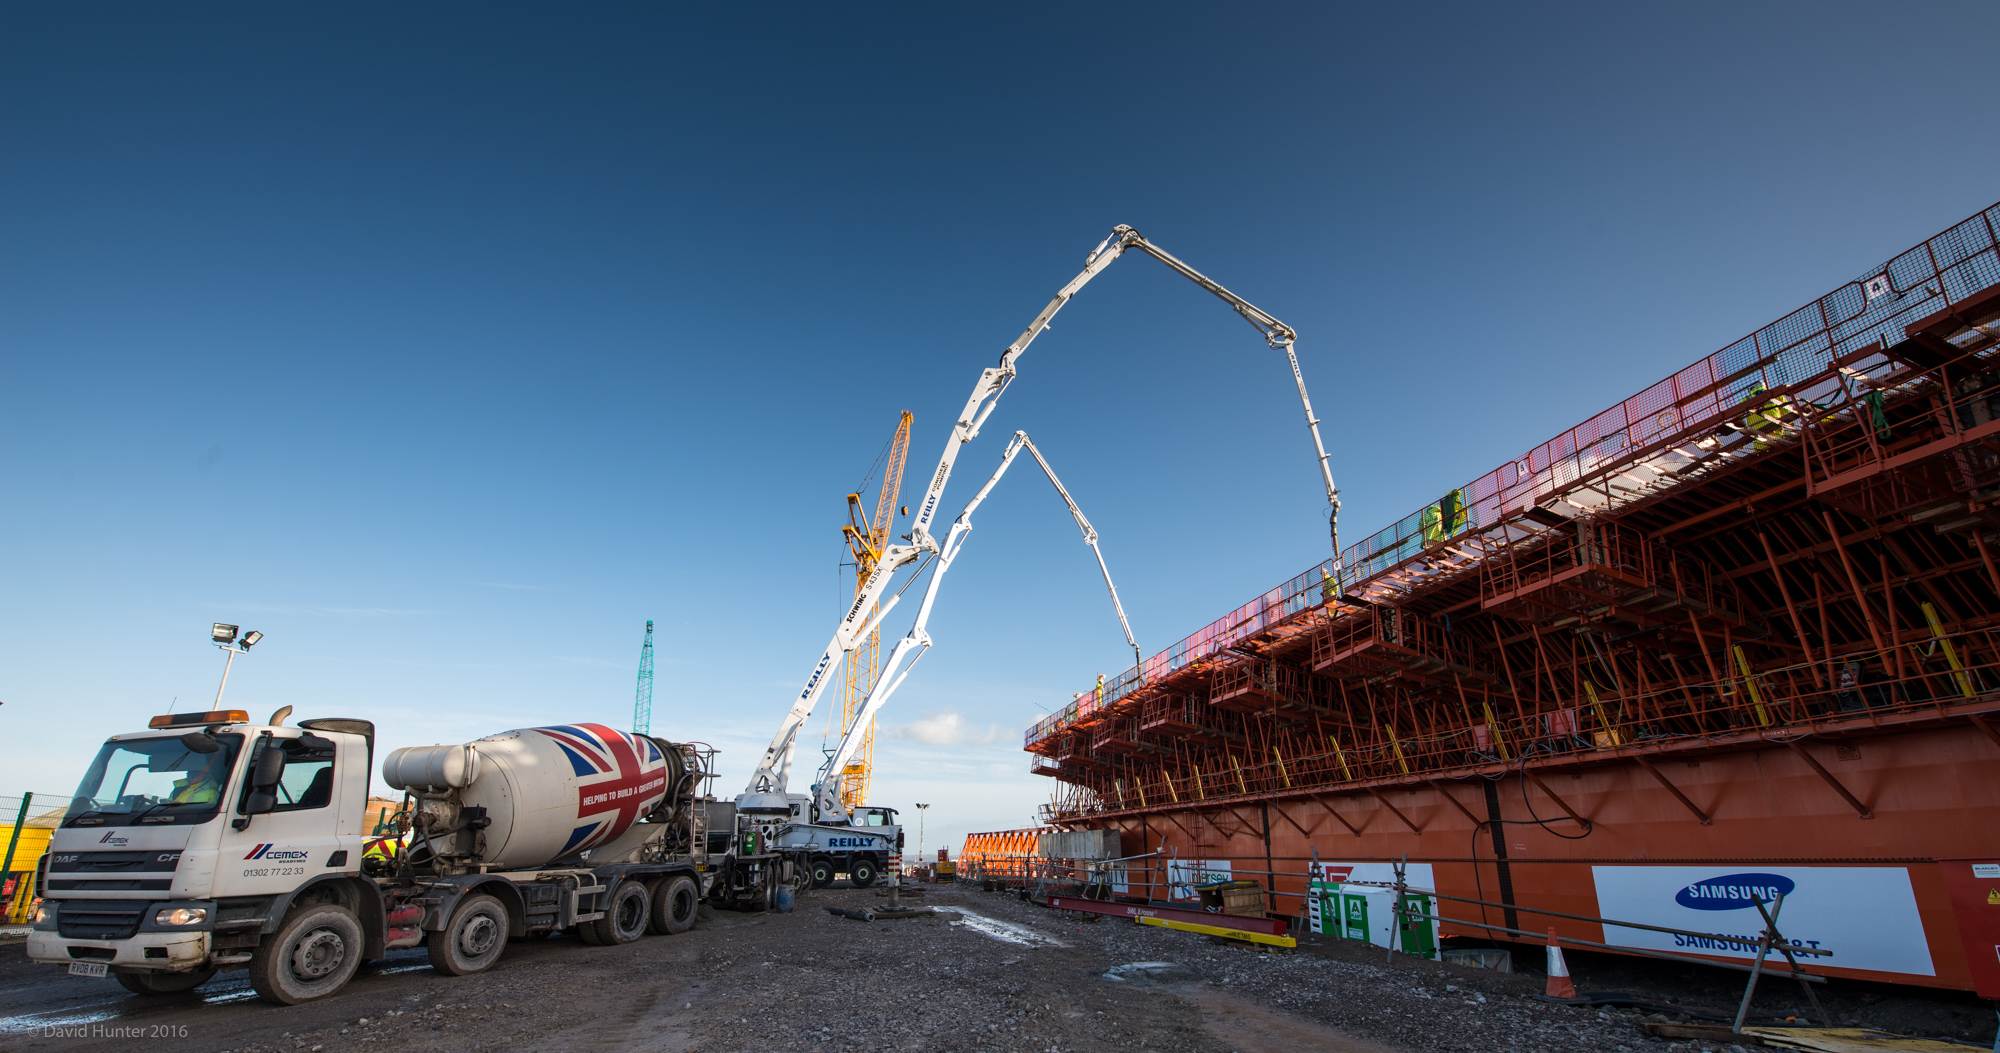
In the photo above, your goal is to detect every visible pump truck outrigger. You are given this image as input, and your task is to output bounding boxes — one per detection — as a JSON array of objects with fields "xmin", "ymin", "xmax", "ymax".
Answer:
[{"xmin": 27, "ymin": 709, "xmax": 802, "ymax": 1004}]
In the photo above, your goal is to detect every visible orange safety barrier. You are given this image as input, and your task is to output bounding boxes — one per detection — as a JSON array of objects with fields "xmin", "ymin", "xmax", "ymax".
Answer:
[{"xmin": 957, "ymin": 828, "xmax": 1052, "ymax": 881}]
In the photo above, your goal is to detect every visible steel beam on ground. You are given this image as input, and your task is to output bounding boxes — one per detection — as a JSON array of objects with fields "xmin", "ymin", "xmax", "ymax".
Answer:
[
  {"xmin": 1136, "ymin": 915, "xmax": 1298, "ymax": 948},
  {"xmin": 1045, "ymin": 895, "xmax": 1289, "ymax": 935}
]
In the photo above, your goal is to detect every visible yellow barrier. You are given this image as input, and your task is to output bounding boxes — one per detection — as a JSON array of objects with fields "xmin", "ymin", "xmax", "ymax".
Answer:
[
  {"xmin": 1, "ymin": 825, "xmax": 52, "ymax": 924},
  {"xmin": 1137, "ymin": 914, "xmax": 1297, "ymax": 948}
]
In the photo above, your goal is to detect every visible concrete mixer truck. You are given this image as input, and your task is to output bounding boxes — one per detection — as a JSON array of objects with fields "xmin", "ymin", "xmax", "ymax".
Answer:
[{"xmin": 25, "ymin": 708, "xmax": 804, "ymax": 1005}]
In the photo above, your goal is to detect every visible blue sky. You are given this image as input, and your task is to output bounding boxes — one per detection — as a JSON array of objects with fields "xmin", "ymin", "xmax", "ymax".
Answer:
[{"xmin": 5, "ymin": 3, "xmax": 1998, "ymax": 854}]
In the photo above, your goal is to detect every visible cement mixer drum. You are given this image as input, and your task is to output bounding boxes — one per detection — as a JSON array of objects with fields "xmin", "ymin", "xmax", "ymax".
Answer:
[{"xmin": 384, "ymin": 722, "xmax": 672, "ymax": 870}]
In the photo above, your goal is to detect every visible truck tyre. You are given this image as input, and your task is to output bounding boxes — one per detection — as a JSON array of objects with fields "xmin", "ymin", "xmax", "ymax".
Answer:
[
  {"xmin": 586, "ymin": 879, "xmax": 650, "ymax": 945},
  {"xmin": 649, "ymin": 875, "xmax": 698, "ymax": 935},
  {"xmin": 114, "ymin": 968, "xmax": 215, "ymax": 995},
  {"xmin": 428, "ymin": 893, "xmax": 508, "ymax": 976},
  {"xmin": 848, "ymin": 857, "xmax": 878, "ymax": 889},
  {"xmin": 248, "ymin": 904, "xmax": 364, "ymax": 1005},
  {"xmin": 809, "ymin": 855, "xmax": 835, "ymax": 889}
]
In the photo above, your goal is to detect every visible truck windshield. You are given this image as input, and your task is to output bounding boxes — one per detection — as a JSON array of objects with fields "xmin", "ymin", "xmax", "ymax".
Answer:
[{"xmin": 65, "ymin": 734, "xmax": 244, "ymax": 824}]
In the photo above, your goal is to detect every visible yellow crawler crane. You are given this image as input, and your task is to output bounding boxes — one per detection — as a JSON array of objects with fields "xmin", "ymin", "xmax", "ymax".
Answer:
[{"xmin": 835, "ymin": 411, "xmax": 912, "ymax": 811}]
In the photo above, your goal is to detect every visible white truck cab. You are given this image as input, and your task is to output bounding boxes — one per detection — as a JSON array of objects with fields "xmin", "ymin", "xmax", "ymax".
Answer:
[{"xmin": 27, "ymin": 709, "xmax": 376, "ymax": 995}]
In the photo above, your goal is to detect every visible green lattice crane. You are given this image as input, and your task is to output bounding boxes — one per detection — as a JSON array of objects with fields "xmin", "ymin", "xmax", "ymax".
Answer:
[{"xmin": 632, "ymin": 620, "xmax": 655, "ymax": 735}]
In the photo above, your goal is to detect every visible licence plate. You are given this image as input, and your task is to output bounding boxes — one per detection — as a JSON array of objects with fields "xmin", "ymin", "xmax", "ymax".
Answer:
[{"xmin": 68, "ymin": 962, "xmax": 108, "ymax": 978}]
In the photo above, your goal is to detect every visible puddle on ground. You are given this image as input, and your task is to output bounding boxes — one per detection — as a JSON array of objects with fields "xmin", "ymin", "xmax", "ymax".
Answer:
[
  {"xmin": 946, "ymin": 908, "xmax": 1067, "ymax": 948},
  {"xmin": 0, "ymin": 960, "xmax": 434, "ymax": 1034},
  {"xmin": 0, "ymin": 986, "xmax": 261, "ymax": 1036},
  {"xmin": 0, "ymin": 1005, "xmax": 123, "ymax": 1036},
  {"xmin": 1100, "ymin": 961, "xmax": 1199, "ymax": 984}
]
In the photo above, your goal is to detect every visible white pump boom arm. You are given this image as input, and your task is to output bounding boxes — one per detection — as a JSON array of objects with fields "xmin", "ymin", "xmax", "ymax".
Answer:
[
  {"xmin": 746, "ymin": 225, "xmax": 1340, "ymax": 796},
  {"xmin": 810, "ymin": 431, "xmax": 1138, "ymax": 821},
  {"xmin": 1114, "ymin": 230, "xmax": 1342, "ymax": 547},
  {"xmin": 1015, "ymin": 434, "xmax": 1144, "ymax": 674},
  {"xmin": 742, "ymin": 234, "xmax": 1130, "ymax": 796}
]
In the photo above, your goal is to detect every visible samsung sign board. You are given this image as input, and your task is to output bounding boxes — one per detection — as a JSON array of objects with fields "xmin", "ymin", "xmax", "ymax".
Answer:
[
  {"xmin": 1591, "ymin": 866, "xmax": 1933, "ymax": 977},
  {"xmin": 1673, "ymin": 873, "xmax": 1795, "ymax": 911}
]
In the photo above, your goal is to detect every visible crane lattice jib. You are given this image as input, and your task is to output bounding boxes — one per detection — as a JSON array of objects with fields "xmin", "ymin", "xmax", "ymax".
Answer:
[
  {"xmin": 632, "ymin": 620, "xmax": 655, "ymax": 735},
  {"xmin": 845, "ymin": 411, "xmax": 914, "ymax": 572},
  {"xmin": 837, "ymin": 412, "xmax": 912, "ymax": 810},
  {"xmin": 871, "ymin": 412, "xmax": 914, "ymax": 560}
]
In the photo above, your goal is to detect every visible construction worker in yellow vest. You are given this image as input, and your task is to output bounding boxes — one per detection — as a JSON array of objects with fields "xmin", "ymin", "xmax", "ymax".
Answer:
[
  {"xmin": 1738, "ymin": 383, "xmax": 1789, "ymax": 451},
  {"xmin": 1421, "ymin": 488, "xmax": 1467, "ymax": 546},
  {"xmin": 362, "ymin": 835, "xmax": 402, "ymax": 871}
]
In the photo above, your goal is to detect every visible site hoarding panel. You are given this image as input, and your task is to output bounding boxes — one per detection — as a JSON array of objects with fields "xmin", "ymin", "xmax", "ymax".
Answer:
[
  {"xmin": 1305, "ymin": 861, "xmax": 1440, "ymax": 956},
  {"xmin": 1590, "ymin": 865, "xmax": 1934, "ymax": 977},
  {"xmin": 1165, "ymin": 859, "xmax": 1230, "ymax": 901}
]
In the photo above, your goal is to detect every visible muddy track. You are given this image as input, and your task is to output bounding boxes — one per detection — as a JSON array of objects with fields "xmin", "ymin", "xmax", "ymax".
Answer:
[{"xmin": 7, "ymin": 886, "xmax": 1985, "ymax": 1052}]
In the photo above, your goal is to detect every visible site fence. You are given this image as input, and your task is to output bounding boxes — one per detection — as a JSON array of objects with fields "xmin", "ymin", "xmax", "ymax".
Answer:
[
  {"xmin": 1029, "ymin": 201, "xmax": 2000, "ymax": 748},
  {"xmin": 1, "ymin": 792, "xmax": 77, "ymax": 924}
]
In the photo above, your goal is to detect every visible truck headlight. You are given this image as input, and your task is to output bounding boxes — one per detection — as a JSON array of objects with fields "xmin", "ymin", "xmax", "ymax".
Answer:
[
  {"xmin": 32, "ymin": 903, "xmax": 49, "ymax": 925},
  {"xmin": 154, "ymin": 908, "xmax": 207, "ymax": 926}
]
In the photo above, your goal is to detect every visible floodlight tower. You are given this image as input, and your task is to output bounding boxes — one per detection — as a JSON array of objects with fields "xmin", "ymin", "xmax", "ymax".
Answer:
[
  {"xmin": 209, "ymin": 623, "xmax": 264, "ymax": 707},
  {"xmin": 633, "ymin": 620, "xmax": 656, "ymax": 735},
  {"xmin": 915, "ymin": 802, "xmax": 930, "ymax": 865}
]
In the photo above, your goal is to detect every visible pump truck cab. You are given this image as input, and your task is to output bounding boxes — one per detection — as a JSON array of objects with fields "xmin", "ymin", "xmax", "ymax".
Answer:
[
  {"xmin": 758, "ymin": 795, "xmax": 902, "ymax": 890},
  {"xmin": 27, "ymin": 709, "xmax": 805, "ymax": 1004}
]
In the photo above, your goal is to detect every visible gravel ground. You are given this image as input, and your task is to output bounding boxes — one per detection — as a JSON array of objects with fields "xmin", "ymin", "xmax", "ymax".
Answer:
[{"xmin": 3, "ymin": 884, "xmax": 1991, "ymax": 1052}]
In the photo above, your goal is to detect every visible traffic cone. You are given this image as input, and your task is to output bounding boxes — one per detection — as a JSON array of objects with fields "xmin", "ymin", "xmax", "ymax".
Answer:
[{"xmin": 1545, "ymin": 927, "xmax": 1576, "ymax": 999}]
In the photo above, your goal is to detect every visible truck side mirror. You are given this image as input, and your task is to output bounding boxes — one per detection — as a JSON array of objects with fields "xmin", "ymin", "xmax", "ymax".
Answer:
[
  {"xmin": 234, "ymin": 745, "xmax": 287, "ymax": 828},
  {"xmin": 242, "ymin": 789, "xmax": 279, "ymax": 819},
  {"xmin": 251, "ymin": 745, "xmax": 287, "ymax": 790}
]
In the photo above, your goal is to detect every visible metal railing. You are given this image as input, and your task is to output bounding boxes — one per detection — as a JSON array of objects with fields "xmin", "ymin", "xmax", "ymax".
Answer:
[
  {"xmin": 1030, "ymin": 201, "xmax": 2000, "ymax": 749},
  {"xmin": 1040, "ymin": 623, "xmax": 2000, "ymax": 816}
]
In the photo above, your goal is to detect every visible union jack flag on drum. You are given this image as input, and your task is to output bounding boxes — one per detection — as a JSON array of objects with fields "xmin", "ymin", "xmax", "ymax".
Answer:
[{"xmin": 532, "ymin": 723, "xmax": 670, "ymax": 856}]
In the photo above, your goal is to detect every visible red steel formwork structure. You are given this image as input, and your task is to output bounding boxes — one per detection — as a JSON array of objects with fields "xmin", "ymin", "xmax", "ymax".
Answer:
[
  {"xmin": 957, "ymin": 828, "xmax": 1052, "ymax": 882},
  {"xmin": 1023, "ymin": 202, "xmax": 2000, "ymax": 995}
]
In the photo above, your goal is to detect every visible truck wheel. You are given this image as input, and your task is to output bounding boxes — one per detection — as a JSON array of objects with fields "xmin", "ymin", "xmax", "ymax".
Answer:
[
  {"xmin": 649, "ymin": 876, "xmax": 698, "ymax": 935},
  {"xmin": 428, "ymin": 893, "xmax": 508, "ymax": 976},
  {"xmin": 248, "ymin": 904, "xmax": 364, "ymax": 1005},
  {"xmin": 809, "ymin": 855, "xmax": 836, "ymax": 889},
  {"xmin": 114, "ymin": 968, "xmax": 215, "ymax": 995},
  {"xmin": 586, "ymin": 879, "xmax": 650, "ymax": 945},
  {"xmin": 848, "ymin": 858, "xmax": 878, "ymax": 889}
]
